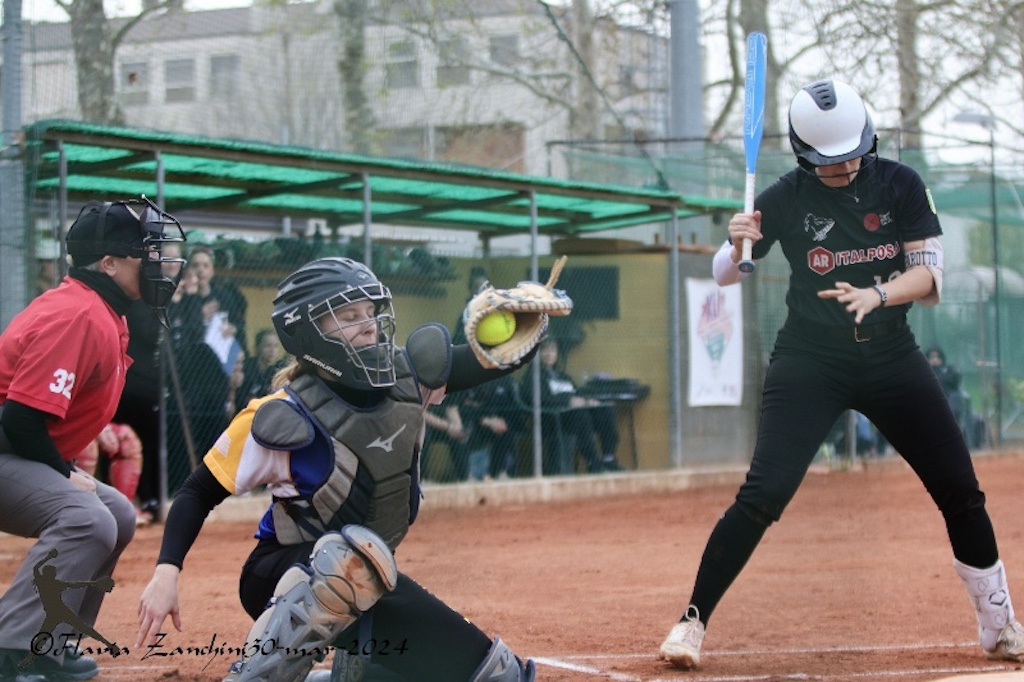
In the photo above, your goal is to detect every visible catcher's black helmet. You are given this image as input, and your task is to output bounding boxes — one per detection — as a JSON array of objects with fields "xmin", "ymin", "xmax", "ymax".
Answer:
[
  {"xmin": 272, "ymin": 257, "xmax": 396, "ymax": 390},
  {"xmin": 789, "ymin": 79, "xmax": 877, "ymax": 169}
]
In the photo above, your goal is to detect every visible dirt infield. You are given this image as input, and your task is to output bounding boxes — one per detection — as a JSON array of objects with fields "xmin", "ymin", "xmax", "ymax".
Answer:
[{"xmin": 5, "ymin": 452, "xmax": 1024, "ymax": 681}]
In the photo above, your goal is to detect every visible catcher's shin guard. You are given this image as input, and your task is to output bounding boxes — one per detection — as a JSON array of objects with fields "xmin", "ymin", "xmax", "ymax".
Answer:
[
  {"xmin": 954, "ymin": 558, "xmax": 1016, "ymax": 652},
  {"xmin": 227, "ymin": 525, "xmax": 398, "ymax": 682},
  {"xmin": 468, "ymin": 637, "xmax": 535, "ymax": 682}
]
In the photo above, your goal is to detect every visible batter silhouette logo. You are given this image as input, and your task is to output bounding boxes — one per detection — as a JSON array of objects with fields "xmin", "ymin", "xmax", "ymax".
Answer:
[{"xmin": 22, "ymin": 548, "xmax": 123, "ymax": 671}]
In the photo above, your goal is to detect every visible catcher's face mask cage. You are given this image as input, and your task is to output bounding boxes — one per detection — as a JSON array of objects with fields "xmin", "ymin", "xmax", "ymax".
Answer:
[
  {"xmin": 135, "ymin": 196, "xmax": 187, "ymax": 315},
  {"xmin": 273, "ymin": 257, "xmax": 397, "ymax": 390}
]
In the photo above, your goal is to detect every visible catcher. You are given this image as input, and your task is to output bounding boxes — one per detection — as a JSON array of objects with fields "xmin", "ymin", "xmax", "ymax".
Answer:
[
  {"xmin": 76, "ymin": 423, "xmax": 147, "ymax": 525},
  {"xmin": 137, "ymin": 256, "xmax": 571, "ymax": 682}
]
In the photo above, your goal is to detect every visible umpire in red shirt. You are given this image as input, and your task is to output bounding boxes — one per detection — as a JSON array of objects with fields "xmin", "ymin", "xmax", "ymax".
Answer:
[{"xmin": 0, "ymin": 198, "xmax": 185, "ymax": 681}]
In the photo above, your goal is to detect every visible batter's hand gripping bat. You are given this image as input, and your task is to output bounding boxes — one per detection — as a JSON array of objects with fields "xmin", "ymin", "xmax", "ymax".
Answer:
[{"xmin": 739, "ymin": 31, "xmax": 767, "ymax": 273}]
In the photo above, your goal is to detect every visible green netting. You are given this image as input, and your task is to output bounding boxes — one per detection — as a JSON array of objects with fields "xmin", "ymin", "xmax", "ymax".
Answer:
[{"xmin": 26, "ymin": 119, "xmax": 744, "ymax": 236}]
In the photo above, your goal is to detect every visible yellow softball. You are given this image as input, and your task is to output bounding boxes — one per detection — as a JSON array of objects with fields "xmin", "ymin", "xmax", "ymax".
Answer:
[{"xmin": 476, "ymin": 310, "xmax": 517, "ymax": 346}]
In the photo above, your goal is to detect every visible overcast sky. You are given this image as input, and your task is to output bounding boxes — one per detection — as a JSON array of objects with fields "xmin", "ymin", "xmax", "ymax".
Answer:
[{"xmin": 19, "ymin": 0, "xmax": 250, "ymax": 22}]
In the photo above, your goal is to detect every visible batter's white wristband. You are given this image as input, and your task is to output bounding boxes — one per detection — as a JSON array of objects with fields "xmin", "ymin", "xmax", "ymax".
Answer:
[{"xmin": 713, "ymin": 240, "xmax": 750, "ymax": 286}]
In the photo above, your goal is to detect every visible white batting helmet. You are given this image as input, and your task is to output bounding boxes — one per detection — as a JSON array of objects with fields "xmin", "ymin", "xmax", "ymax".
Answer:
[{"xmin": 789, "ymin": 79, "xmax": 877, "ymax": 168}]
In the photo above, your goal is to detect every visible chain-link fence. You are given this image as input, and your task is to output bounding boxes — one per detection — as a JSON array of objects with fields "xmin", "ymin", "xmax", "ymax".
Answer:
[{"xmin": 19, "ymin": 129, "xmax": 1024, "ymax": 507}]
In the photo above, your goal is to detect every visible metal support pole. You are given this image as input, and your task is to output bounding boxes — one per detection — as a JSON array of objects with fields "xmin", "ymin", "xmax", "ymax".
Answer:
[
  {"xmin": 528, "ymin": 192, "xmax": 543, "ymax": 478},
  {"xmin": 989, "ymin": 130, "xmax": 1002, "ymax": 446},
  {"xmin": 668, "ymin": 208, "xmax": 682, "ymax": 467}
]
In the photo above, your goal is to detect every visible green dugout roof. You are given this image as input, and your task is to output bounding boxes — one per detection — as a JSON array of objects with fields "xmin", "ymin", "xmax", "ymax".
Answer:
[{"xmin": 24, "ymin": 119, "xmax": 740, "ymax": 236}]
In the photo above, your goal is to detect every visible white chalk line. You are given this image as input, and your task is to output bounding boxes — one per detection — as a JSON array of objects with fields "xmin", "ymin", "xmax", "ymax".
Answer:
[
  {"xmin": 532, "ymin": 641, "xmax": 1014, "ymax": 681},
  {"xmin": 90, "ymin": 642, "xmax": 1013, "ymax": 680}
]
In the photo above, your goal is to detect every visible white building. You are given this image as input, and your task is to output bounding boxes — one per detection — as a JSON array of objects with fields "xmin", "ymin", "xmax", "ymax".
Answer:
[{"xmin": 15, "ymin": 0, "xmax": 670, "ymax": 255}]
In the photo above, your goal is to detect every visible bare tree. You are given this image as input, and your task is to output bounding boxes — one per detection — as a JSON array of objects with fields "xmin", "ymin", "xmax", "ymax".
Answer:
[
  {"xmin": 54, "ymin": 0, "xmax": 168, "ymax": 124},
  {"xmin": 792, "ymin": 0, "xmax": 1011, "ymax": 149},
  {"xmin": 335, "ymin": 0, "xmax": 375, "ymax": 153}
]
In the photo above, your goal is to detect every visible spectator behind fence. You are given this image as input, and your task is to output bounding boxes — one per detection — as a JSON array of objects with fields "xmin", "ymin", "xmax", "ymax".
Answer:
[
  {"xmin": 526, "ymin": 337, "xmax": 621, "ymax": 474},
  {"xmin": 422, "ymin": 402, "xmax": 468, "ymax": 482},
  {"xmin": 234, "ymin": 328, "xmax": 287, "ymax": 413},
  {"xmin": 926, "ymin": 345, "xmax": 982, "ymax": 447},
  {"xmin": 163, "ymin": 267, "xmax": 232, "ymax": 494},
  {"xmin": 186, "ymin": 244, "xmax": 249, "ymax": 354},
  {"xmin": 456, "ymin": 373, "xmax": 525, "ymax": 480}
]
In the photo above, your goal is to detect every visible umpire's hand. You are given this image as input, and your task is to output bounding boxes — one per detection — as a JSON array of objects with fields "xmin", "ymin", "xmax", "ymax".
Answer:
[{"xmin": 137, "ymin": 563, "xmax": 184, "ymax": 648}]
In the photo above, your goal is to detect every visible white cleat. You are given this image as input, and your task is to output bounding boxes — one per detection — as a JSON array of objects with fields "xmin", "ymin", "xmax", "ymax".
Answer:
[
  {"xmin": 986, "ymin": 620, "xmax": 1024, "ymax": 662},
  {"xmin": 659, "ymin": 606, "xmax": 705, "ymax": 670}
]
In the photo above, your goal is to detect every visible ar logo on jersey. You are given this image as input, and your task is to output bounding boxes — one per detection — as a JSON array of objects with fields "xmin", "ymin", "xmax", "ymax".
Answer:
[{"xmin": 807, "ymin": 246, "xmax": 835, "ymax": 275}]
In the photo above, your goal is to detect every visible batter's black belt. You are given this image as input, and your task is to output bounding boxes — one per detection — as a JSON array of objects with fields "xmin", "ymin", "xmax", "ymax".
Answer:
[{"xmin": 793, "ymin": 316, "xmax": 907, "ymax": 343}]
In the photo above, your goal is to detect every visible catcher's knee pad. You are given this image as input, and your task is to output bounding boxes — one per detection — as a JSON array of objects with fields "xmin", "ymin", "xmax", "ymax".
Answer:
[
  {"xmin": 229, "ymin": 526, "xmax": 398, "ymax": 682},
  {"xmin": 468, "ymin": 637, "xmax": 535, "ymax": 682}
]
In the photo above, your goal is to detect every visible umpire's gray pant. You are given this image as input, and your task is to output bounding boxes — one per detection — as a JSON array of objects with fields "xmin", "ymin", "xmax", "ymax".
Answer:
[{"xmin": 0, "ymin": 453, "xmax": 135, "ymax": 656}]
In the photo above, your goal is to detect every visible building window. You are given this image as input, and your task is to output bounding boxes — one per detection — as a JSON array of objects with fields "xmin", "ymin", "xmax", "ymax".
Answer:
[
  {"xmin": 120, "ymin": 61, "xmax": 149, "ymax": 106},
  {"xmin": 165, "ymin": 58, "xmax": 196, "ymax": 103},
  {"xmin": 385, "ymin": 40, "xmax": 418, "ymax": 89},
  {"xmin": 379, "ymin": 127, "xmax": 426, "ymax": 159},
  {"xmin": 436, "ymin": 123, "xmax": 525, "ymax": 172},
  {"xmin": 436, "ymin": 38, "xmax": 470, "ymax": 88},
  {"xmin": 489, "ymin": 35, "xmax": 518, "ymax": 68},
  {"xmin": 210, "ymin": 54, "xmax": 240, "ymax": 100}
]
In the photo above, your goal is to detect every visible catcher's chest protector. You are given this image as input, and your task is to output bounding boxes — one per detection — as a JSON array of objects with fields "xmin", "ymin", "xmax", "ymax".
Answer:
[{"xmin": 271, "ymin": 357, "xmax": 423, "ymax": 550}]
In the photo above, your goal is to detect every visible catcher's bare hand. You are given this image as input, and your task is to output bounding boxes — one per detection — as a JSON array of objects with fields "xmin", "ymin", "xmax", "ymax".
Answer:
[
  {"xmin": 137, "ymin": 564, "xmax": 184, "ymax": 648},
  {"xmin": 817, "ymin": 281, "xmax": 882, "ymax": 324}
]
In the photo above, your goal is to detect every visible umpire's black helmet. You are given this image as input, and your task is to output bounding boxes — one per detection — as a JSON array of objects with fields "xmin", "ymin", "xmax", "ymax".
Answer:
[{"xmin": 272, "ymin": 257, "xmax": 396, "ymax": 390}]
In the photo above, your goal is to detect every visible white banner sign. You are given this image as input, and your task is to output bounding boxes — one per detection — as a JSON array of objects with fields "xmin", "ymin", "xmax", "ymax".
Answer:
[{"xmin": 686, "ymin": 278, "xmax": 743, "ymax": 406}]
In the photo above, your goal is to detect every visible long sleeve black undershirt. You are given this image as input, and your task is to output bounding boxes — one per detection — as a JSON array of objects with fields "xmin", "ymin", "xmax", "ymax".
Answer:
[
  {"xmin": 0, "ymin": 400, "xmax": 72, "ymax": 477},
  {"xmin": 447, "ymin": 343, "xmax": 535, "ymax": 392},
  {"xmin": 156, "ymin": 464, "xmax": 231, "ymax": 569}
]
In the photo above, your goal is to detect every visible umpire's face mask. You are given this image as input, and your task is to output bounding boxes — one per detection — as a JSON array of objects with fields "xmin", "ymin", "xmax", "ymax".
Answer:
[{"xmin": 136, "ymin": 197, "xmax": 187, "ymax": 324}]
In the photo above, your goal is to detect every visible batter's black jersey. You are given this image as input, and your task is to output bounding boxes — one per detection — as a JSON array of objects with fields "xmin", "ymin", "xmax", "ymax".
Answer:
[{"xmin": 752, "ymin": 156, "xmax": 941, "ymax": 327}]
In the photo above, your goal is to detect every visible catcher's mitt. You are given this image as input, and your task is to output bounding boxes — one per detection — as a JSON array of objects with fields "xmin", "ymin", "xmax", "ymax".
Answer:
[{"xmin": 463, "ymin": 255, "xmax": 573, "ymax": 369}]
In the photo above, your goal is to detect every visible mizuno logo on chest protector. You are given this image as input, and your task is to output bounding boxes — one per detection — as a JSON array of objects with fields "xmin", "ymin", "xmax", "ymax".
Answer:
[{"xmin": 368, "ymin": 424, "xmax": 408, "ymax": 452}]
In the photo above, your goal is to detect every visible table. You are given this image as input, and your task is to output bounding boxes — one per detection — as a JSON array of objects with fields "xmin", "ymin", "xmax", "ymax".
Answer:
[{"xmin": 576, "ymin": 378, "xmax": 651, "ymax": 469}]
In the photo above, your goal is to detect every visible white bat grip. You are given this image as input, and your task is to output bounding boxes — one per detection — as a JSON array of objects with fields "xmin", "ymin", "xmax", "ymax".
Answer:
[{"xmin": 739, "ymin": 172, "xmax": 756, "ymax": 272}]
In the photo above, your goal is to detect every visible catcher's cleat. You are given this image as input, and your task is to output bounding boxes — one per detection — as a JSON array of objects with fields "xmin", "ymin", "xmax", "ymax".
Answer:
[
  {"xmin": 468, "ymin": 637, "xmax": 535, "ymax": 682},
  {"xmin": 986, "ymin": 620, "xmax": 1024, "ymax": 662},
  {"xmin": 659, "ymin": 606, "xmax": 704, "ymax": 670}
]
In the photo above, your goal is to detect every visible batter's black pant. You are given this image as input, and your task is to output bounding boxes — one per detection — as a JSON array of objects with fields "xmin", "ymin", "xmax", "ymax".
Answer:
[{"xmin": 688, "ymin": 328, "xmax": 997, "ymax": 625}]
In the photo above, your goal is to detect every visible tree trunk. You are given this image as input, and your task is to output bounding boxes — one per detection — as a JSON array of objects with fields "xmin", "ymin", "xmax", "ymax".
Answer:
[
  {"xmin": 895, "ymin": 0, "xmax": 921, "ymax": 149},
  {"xmin": 570, "ymin": 0, "xmax": 600, "ymax": 141},
  {"xmin": 68, "ymin": 0, "xmax": 124, "ymax": 124},
  {"xmin": 335, "ymin": 0, "xmax": 375, "ymax": 154}
]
